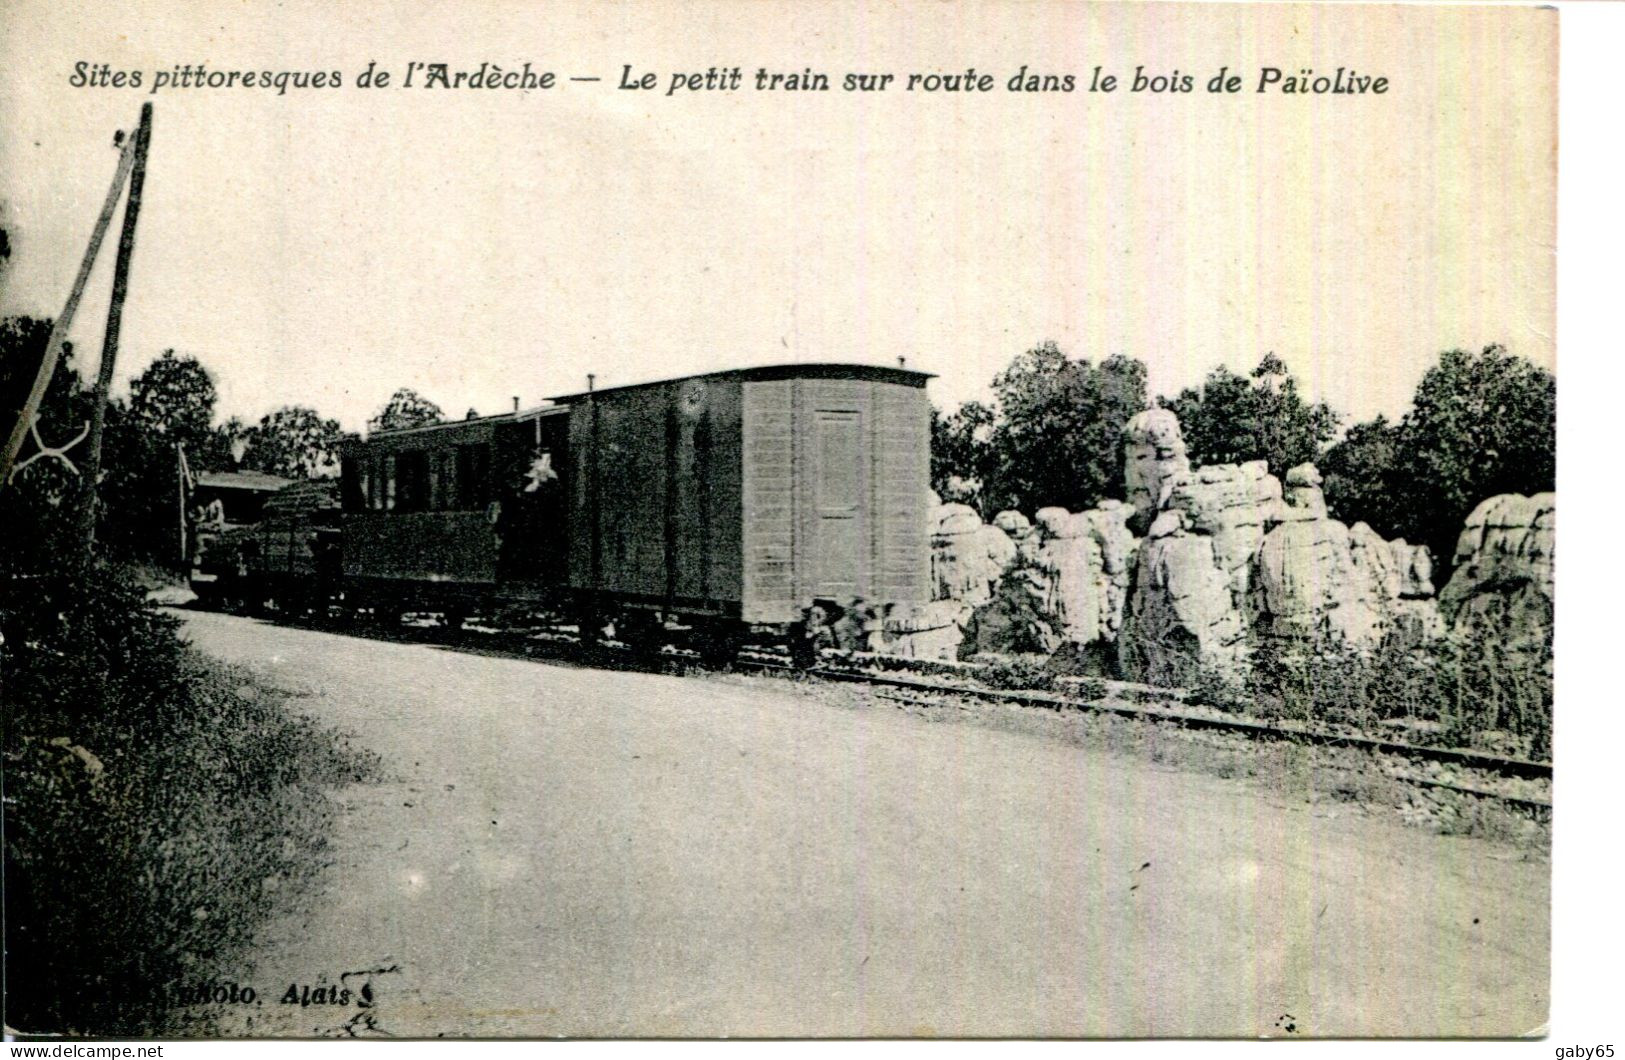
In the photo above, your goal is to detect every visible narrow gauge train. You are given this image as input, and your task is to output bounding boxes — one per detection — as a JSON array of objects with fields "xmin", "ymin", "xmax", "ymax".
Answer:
[{"xmin": 192, "ymin": 363, "xmax": 934, "ymax": 664}]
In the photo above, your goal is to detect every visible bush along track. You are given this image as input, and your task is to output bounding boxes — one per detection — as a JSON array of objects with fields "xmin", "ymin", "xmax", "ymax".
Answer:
[{"xmin": 2, "ymin": 567, "xmax": 382, "ymax": 1036}]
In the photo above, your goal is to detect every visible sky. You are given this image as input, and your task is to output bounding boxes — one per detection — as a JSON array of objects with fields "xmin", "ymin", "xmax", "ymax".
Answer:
[{"xmin": 0, "ymin": 1, "xmax": 1556, "ymax": 434}]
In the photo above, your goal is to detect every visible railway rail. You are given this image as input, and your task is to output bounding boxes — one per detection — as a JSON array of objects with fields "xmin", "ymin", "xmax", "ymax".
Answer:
[
  {"xmin": 735, "ymin": 655, "xmax": 1552, "ymax": 814},
  {"xmin": 188, "ymin": 603, "xmax": 1554, "ymax": 817}
]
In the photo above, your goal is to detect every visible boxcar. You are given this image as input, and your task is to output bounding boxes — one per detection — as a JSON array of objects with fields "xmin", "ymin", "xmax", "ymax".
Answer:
[{"xmin": 555, "ymin": 363, "xmax": 933, "ymax": 648}]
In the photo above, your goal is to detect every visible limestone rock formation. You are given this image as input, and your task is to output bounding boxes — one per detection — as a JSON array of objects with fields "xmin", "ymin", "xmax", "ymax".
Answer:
[
  {"xmin": 1439, "ymin": 492, "xmax": 1555, "ymax": 650},
  {"xmin": 992, "ymin": 510, "xmax": 1034, "ymax": 540},
  {"xmin": 1118, "ymin": 509, "xmax": 1251, "ymax": 685},
  {"xmin": 1117, "ymin": 428, "xmax": 1448, "ymax": 683},
  {"xmin": 1118, "ymin": 458, "xmax": 1283, "ymax": 684},
  {"xmin": 1282, "ymin": 463, "xmax": 1329, "ymax": 520},
  {"xmin": 930, "ymin": 503, "xmax": 1016, "ymax": 606},
  {"xmin": 1249, "ymin": 485, "xmax": 1445, "ymax": 653},
  {"xmin": 1251, "ymin": 517, "xmax": 1380, "ymax": 647},
  {"xmin": 1027, "ymin": 500, "xmax": 1139, "ymax": 650},
  {"xmin": 1123, "ymin": 408, "xmax": 1191, "ymax": 532},
  {"xmin": 870, "ymin": 599, "xmax": 973, "ymax": 659}
]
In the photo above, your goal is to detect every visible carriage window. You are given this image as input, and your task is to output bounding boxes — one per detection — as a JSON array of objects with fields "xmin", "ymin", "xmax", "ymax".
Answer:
[
  {"xmin": 456, "ymin": 444, "xmax": 490, "ymax": 508},
  {"xmin": 440, "ymin": 451, "xmax": 457, "ymax": 509},
  {"xmin": 341, "ymin": 457, "xmax": 366, "ymax": 512},
  {"xmin": 428, "ymin": 451, "xmax": 443, "ymax": 510},
  {"xmin": 383, "ymin": 455, "xmax": 397, "ymax": 510},
  {"xmin": 395, "ymin": 451, "xmax": 430, "ymax": 512}
]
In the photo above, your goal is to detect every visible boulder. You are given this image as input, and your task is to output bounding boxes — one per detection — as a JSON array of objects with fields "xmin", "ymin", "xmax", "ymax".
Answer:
[
  {"xmin": 1387, "ymin": 539, "xmax": 1437, "ymax": 599},
  {"xmin": 992, "ymin": 510, "xmax": 1033, "ymax": 540},
  {"xmin": 1117, "ymin": 457, "xmax": 1286, "ymax": 684},
  {"xmin": 1250, "ymin": 517, "xmax": 1385, "ymax": 648},
  {"xmin": 1250, "ymin": 512, "xmax": 1446, "ymax": 653},
  {"xmin": 1162, "ymin": 460, "xmax": 1283, "ymax": 597},
  {"xmin": 871, "ymin": 599, "xmax": 973, "ymax": 660},
  {"xmin": 1027, "ymin": 500, "xmax": 1140, "ymax": 649},
  {"xmin": 1123, "ymin": 408, "xmax": 1192, "ymax": 532},
  {"xmin": 1118, "ymin": 509, "xmax": 1250, "ymax": 686},
  {"xmin": 930, "ymin": 504, "xmax": 1013, "ymax": 605},
  {"xmin": 1283, "ymin": 462, "xmax": 1329, "ymax": 520},
  {"xmin": 1439, "ymin": 492, "xmax": 1555, "ymax": 651}
]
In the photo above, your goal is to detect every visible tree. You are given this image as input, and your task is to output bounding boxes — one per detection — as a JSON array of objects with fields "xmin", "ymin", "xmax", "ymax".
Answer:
[
  {"xmin": 1159, "ymin": 353, "xmax": 1339, "ymax": 478},
  {"xmin": 979, "ymin": 342, "xmax": 1148, "ymax": 515},
  {"xmin": 1318, "ymin": 346, "xmax": 1555, "ymax": 576},
  {"xmin": 236, "ymin": 406, "xmax": 345, "ymax": 479},
  {"xmin": 930, "ymin": 400, "xmax": 995, "ymax": 503},
  {"xmin": 1391, "ymin": 346, "xmax": 1555, "ymax": 570},
  {"xmin": 369, "ymin": 388, "xmax": 443, "ymax": 433},
  {"xmin": 1321, "ymin": 415, "xmax": 1403, "ymax": 536},
  {"xmin": 125, "ymin": 350, "xmax": 231, "ymax": 469}
]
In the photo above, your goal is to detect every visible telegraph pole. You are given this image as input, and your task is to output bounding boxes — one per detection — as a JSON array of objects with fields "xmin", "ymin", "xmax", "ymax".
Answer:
[
  {"xmin": 77, "ymin": 102, "xmax": 153, "ymax": 560},
  {"xmin": 0, "ymin": 126, "xmax": 137, "ymax": 489}
]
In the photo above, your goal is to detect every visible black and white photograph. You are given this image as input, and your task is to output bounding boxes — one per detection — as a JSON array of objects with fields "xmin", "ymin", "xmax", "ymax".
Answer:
[{"xmin": 0, "ymin": 0, "xmax": 1596, "ymax": 1043}]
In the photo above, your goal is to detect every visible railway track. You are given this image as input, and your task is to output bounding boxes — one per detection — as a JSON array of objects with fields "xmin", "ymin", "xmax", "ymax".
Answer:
[
  {"xmin": 185, "ymin": 604, "xmax": 1555, "ymax": 816},
  {"xmin": 730, "ymin": 655, "xmax": 1552, "ymax": 814}
]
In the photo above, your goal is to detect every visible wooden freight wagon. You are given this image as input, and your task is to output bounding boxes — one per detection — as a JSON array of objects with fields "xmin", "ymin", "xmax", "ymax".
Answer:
[
  {"xmin": 553, "ymin": 363, "xmax": 933, "ymax": 654},
  {"xmin": 190, "ymin": 480, "xmax": 340, "ymax": 612}
]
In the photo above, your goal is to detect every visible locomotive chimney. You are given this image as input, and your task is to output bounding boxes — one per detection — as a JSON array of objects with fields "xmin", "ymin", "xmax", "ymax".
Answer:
[
  {"xmin": 512, "ymin": 395, "xmax": 519, "ymax": 412},
  {"xmin": 898, "ymin": 356, "xmax": 907, "ymax": 368}
]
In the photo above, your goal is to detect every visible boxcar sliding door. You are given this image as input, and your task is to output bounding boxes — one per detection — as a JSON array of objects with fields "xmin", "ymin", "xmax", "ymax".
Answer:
[{"xmin": 811, "ymin": 409, "xmax": 866, "ymax": 599}]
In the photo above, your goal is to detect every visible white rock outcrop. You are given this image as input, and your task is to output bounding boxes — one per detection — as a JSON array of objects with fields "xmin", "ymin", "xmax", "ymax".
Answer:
[
  {"xmin": 1123, "ymin": 408, "xmax": 1192, "ymax": 532},
  {"xmin": 1439, "ymin": 493, "xmax": 1555, "ymax": 650}
]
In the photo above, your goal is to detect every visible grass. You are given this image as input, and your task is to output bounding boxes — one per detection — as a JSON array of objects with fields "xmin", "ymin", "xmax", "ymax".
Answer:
[{"xmin": 3, "ymin": 566, "xmax": 382, "ymax": 1036}]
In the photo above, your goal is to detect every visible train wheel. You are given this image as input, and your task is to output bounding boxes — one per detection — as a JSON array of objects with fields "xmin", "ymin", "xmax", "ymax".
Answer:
[
  {"xmin": 788, "ymin": 625, "xmax": 819, "ymax": 669},
  {"xmin": 695, "ymin": 623, "xmax": 742, "ymax": 668},
  {"xmin": 616, "ymin": 610, "xmax": 666, "ymax": 659}
]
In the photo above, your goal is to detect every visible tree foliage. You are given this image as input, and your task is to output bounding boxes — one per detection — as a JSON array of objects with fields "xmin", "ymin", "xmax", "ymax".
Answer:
[
  {"xmin": 125, "ymin": 350, "xmax": 231, "ymax": 469},
  {"xmin": 235, "ymin": 406, "xmax": 345, "ymax": 480},
  {"xmin": 930, "ymin": 342, "xmax": 1147, "ymax": 516},
  {"xmin": 1325, "ymin": 345, "xmax": 1555, "ymax": 571},
  {"xmin": 1, "ymin": 318, "xmax": 97, "ymax": 573},
  {"xmin": 370, "ymin": 388, "xmax": 443, "ymax": 433},
  {"xmin": 929, "ymin": 400, "xmax": 994, "ymax": 502},
  {"xmin": 1320, "ymin": 414, "xmax": 1403, "ymax": 535},
  {"xmin": 1158, "ymin": 353, "xmax": 1339, "ymax": 477}
]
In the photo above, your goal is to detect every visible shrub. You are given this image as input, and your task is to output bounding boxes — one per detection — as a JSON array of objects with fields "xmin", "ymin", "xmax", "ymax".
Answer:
[
  {"xmin": 1243, "ymin": 629, "xmax": 1552, "ymax": 759},
  {"xmin": 2, "ymin": 566, "xmax": 379, "ymax": 1034}
]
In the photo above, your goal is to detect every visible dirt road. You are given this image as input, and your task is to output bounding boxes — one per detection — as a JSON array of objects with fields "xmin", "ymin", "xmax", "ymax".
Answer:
[{"xmin": 182, "ymin": 611, "xmax": 1547, "ymax": 1038}]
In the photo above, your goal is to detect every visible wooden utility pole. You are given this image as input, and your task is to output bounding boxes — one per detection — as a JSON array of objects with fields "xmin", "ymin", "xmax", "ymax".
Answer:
[
  {"xmin": 0, "ymin": 127, "xmax": 137, "ymax": 489},
  {"xmin": 77, "ymin": 102, "xmax": 153, "ymax": 560},
  {"xmin": 176, "ymin": 442, "xmax": 189, "ymax": 567}
]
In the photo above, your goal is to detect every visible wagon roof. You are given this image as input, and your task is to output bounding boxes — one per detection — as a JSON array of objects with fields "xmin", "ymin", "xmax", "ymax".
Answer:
[
  {"xmin": 361, "ymin": 404, "xmax": 568, "ymax": 442},
  {"xmin": 195, "ymin": 470, "xmax": 293, "ymax": 492},
  {"xmin": 549, "ymin": 362, "xmax": 933, "ymax": 402}
]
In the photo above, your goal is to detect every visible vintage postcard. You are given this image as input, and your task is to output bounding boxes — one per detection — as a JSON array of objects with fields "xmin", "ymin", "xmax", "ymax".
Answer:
[{"xmin": 1, "ymin": 0, "xmax": 1558, "ymax": 1040}]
